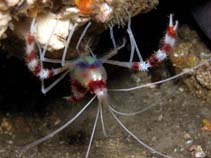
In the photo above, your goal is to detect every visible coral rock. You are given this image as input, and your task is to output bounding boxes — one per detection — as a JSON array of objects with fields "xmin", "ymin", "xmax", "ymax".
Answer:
[
  {"xmin": 35, "ymin": 13, "xmax": 72, "ymax": 52},
  {"xmin": 169, "ymin": 25, "xmax": 211, "ymax": 103},
  {"xmin": 0, "ymin": 0, "xmax": 159, "ymax": 59}
]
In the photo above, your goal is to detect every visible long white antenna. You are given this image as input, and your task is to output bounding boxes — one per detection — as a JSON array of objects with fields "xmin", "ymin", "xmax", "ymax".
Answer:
[
  {"xmin": 109, "ymin": 106, "xmax": 173, "ymax": 158},
  {"xmin": 109, "ymin": 58, "xmax": 211, "ymax": 92},
  {"xmin": 85, "ymin": 105, "xmax": 100, "ymax": 158},
  {"xmin": 20, "ymin": 95, "xmax": 96, "ymax": 155},
  {"xmin": 61, "ymin": 23, "xmax": 78, "ymax": 66},
  {"xmin": 76, "ymin": 22, "xmax": 92, "ymax": 56}
]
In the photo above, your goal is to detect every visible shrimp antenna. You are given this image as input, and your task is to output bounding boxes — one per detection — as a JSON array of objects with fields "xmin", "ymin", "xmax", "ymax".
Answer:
[
  {"xmin": 99, "ymin": 102, "xmax": 107, "ymax": 136},
  {"xmin": 109, "ymin": 84, "xmax": 178, "ymax": 116},
  {"xmin": 76, "ymin": 22, "xmax": 92, "ymax": 56},
  {"xmin": 88, "ymin": 47, "xmax": 96, "ymax": 58},
  {"xmin": 127, "ymin": 13, "xmax": 143, "ymax": 64},
  {"xmin": 61, "ymin": 23, "xmax": 78, "ymax": 66},
  {"xmin": 85, "ymin": 105, "xmax": 100, "ymax": 158},
  {"xmin": 109, "ymin": 57, "xmax": 211, "ymax": 92},
  {"xmin": 109, "ymin": 25, "xmax": 117, "ymax": 50},
  {"xmin": 20, "ymin": 95, "xmax": 96, "ymax": 155},
  {"xmin": 109, "ymin": 103, "xmax": 157, "ymax": 116},
  {"xmin": 30, "ymin": 18, "xmax": 36, "ymax": 33},
  {"xmin": 109, "ymin": 106, "xmax": 173, "ymax": 158}
]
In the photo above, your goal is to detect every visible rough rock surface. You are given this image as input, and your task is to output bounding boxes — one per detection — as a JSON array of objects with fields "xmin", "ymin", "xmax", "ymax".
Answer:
[
  {"xmin": 0, "ymin": 0, "xmax": 159, "ymax": 59},
  {"xmin": 169, "ymin": 25, "xmax": 211, "ymax": 103}
]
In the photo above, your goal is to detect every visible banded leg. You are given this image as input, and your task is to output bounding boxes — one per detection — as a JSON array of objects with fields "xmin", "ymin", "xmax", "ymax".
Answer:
[
  {"xmin": 64, "ymin": 80, "xmax": 88, "ymax": 102},
  {"xmin": 26, "ymin": 32, "xmax": 68, "ymax": 80},
  {"xmin": 105, "ymin": 14, "xmax": 178, "ymax": 71},
  {"xmin": 25, "ymin": 18, "xmax": 72, "ymax": 93}
]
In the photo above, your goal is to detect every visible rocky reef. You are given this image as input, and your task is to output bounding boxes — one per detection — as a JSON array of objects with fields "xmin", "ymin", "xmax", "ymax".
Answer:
[
  {"xmin": 0, "ymin": 0, "xmax": 158, "ymax": 59},
  {"xmin": 170, "ymin": 25, "xmax": 211, "ymax": 103}
]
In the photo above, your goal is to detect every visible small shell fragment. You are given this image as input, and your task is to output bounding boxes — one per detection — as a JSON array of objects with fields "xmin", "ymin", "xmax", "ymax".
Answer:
[
  {"xmin": 188, "ymin": 145, "xmax": 206, "ymax": 158},
  {"xmin": 195, "ymin": 145, "xmax": 206, "ymax": 158},
  {"xmin": 201, "ymin": 119, "xmax": 211, "ymax": 131}
]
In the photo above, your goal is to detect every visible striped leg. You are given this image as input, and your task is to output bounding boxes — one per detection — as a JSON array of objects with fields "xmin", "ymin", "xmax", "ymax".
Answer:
[
  {"xmin": 25, "ymin": 32, "xmax": 68, "ymax": 80},
  {"xmin": 64, "ymin": 80, "xmax": 88, "ymax": 102},
  {"xmin": 104, "ymin": 14, "xmax": 178, "ymax": 71},
  {"xmin": 25, "ymin": 18, "xmax": 72, "ymax": 94}
]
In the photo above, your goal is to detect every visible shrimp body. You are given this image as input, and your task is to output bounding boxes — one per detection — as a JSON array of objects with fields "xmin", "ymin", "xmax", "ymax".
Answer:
[
  {"xmin": 22, "ymin": 14, "xmax": 179, "ymax": 158},
  {"xmin": 71, "ymin": 56, "xmax": 108, "ymax": 102}
]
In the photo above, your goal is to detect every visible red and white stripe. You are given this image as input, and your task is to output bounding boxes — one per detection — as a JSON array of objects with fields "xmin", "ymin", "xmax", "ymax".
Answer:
[
  {"xmin": 25, "ymin": 32, "xmax": 65, "ymax": 79},
  {"xmin": 64, "ymin": 80, "xmax": 88, "ymax": 102},
  {"xmin": 131, "ymin": 14, "xmax": 178, "ymax": 71}
]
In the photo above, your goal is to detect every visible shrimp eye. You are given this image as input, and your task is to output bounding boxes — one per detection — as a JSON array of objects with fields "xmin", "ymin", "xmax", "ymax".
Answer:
[{"xmin": 75, "ymin": 0, "xmax": 93, "ymax": 14}]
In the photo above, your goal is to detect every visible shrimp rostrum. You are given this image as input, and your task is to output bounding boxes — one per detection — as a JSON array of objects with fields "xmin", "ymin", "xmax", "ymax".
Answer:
[{"xmin": 22, "ymin": 14, "xmax": 178, "ymax": 158}]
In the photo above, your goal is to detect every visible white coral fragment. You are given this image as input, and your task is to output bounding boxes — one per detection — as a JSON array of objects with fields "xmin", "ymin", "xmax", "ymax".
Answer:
[
  {"xmin": 0, "ymin": 11, "xmax": 11, "ymax": 38},
  {"xmin": 35, "ymin": 13, "xmax": 71, "ymax": 51}
]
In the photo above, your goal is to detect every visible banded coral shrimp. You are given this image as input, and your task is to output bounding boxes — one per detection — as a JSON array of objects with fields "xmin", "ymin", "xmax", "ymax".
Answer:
[{"xmin": 17, "ymin": 12, "xmax": 181, "ymax": 158}]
